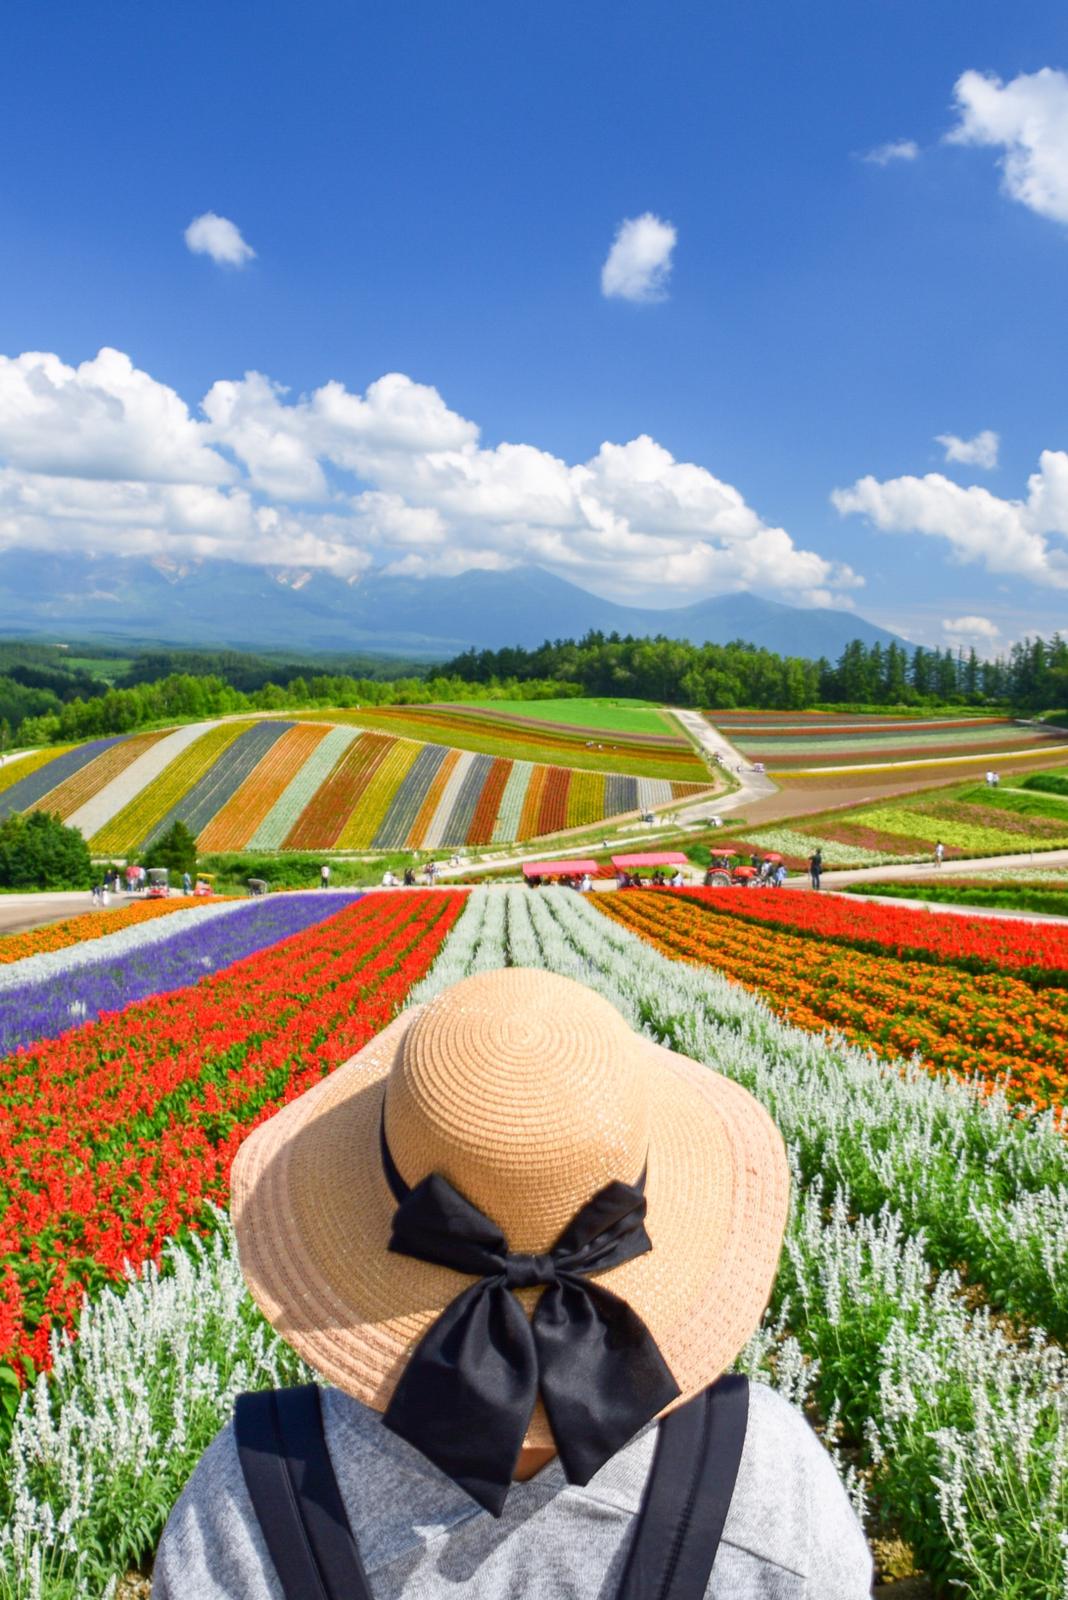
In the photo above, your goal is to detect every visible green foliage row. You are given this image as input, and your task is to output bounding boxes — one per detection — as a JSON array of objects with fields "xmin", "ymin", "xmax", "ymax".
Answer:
[
  {"xmin": 198, "ymin": 850, "xmax": 443, "ymax": 892},
  {"xmin": 845, "ymin": 879, "xmax": 1068, "ymax": 918},
  {"xmin": 1023, "ymin": 770, "xmax": 1068, "ymax": 796},
  {"xmin": 18, "ymin": 672, "xmax": 581, "ymax": 747}
]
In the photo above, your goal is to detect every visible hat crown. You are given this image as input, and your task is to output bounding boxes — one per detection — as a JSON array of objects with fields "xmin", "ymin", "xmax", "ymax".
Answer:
[{"xmin": 383, "ymin": 968, "xmax": 650, "ymax": 1252}]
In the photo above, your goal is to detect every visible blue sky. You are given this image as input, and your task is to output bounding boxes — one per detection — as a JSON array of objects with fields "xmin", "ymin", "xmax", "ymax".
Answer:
[{"xmin": 2, "ymin": 0, "xmax": 1067, "ymax": 651}]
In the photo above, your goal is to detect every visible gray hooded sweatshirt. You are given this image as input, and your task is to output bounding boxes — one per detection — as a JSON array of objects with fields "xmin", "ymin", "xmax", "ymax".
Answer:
[{"xmin": 154, "ymin": 1382, "xmax": 872, "ymax": 1598}]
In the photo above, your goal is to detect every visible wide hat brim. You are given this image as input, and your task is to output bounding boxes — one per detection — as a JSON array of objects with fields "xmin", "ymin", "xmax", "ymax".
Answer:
[{"xmin": 232, "ymin": 1004, "xmax": 790, "ymax": 1451}]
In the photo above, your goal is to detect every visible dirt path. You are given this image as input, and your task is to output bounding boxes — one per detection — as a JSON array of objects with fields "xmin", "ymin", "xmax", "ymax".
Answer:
[
  {"xmin": 668, "ymin": 709, "xmax": 776, "ymax": 814},
  {"xmin": 0, "ymin": 890, "xmax": 139, "ymax": 936},
  {"xmin": 792, "ymin": 846, "xmax": 1068, "ymax": 889}
]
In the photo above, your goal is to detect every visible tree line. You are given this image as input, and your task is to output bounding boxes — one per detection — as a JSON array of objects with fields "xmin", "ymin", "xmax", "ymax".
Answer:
[{"xmin": 442, "ymin": 632, "xmax": 1068, "ymax": 711}]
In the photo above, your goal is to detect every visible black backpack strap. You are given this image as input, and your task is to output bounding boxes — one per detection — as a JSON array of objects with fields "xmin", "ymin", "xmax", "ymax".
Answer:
[
  {"xmin": 234, "ymin": 1386, "xmax": 373, "ymax": 1600},
  {"xmin": 616, "ymin": 1375, "xmax": 750, "ymax": 1600}
]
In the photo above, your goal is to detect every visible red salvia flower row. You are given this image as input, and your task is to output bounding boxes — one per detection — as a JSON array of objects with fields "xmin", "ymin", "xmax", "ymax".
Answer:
[
  {"xmin": 595, "ymin": 890, "xmax": 1068, "ymax": 1115},
  {"xmin": 0, "ymin": 890, "xmax": 465, "ymax": 1377},
  {"xmin": 672, "ymin": 886, "xmax": 1068, "ymax": 986}
]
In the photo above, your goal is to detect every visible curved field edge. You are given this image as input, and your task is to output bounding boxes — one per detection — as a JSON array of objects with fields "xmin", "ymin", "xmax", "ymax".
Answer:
[{"xmin": 3, "ymin": 888, "xmax": 1066, "ymax": 1596}]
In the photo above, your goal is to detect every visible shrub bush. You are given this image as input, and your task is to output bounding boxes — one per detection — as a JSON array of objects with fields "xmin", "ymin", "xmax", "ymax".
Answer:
[{"xmin": 0, "ymin": 810, "xmax": 92, "ymax": 890}]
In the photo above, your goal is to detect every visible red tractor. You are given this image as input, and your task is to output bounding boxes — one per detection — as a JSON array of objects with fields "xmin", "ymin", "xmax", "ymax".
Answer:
[{"xmin": 703, "ymin": 849, "xmax": 782, "ymax": 888}]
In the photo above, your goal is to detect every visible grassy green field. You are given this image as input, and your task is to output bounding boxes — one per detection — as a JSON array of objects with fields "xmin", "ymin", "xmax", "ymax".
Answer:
[
  {"xmin": 462, "ymin": 697, "xmax": 676, "ymax": 736},
  {"xmin": 846, "ymin": 879, "xmax": 1068, "ymax": 917}
]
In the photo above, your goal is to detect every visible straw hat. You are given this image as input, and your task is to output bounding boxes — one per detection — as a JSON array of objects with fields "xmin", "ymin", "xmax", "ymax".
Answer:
[{"xmin": 231, "ymin": 967, "xmax": 790, "ymax": 1451}]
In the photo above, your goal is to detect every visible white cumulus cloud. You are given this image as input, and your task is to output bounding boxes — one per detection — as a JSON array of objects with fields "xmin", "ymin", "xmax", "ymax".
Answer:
[
  {"xmin": 601, "ymin": 213, "xmax": 677, "ymax": 303},
  {"xmin": 184, "ymin": 212, "xmax": 256, "ymax": 267},
  {"xmin": 862, "ymin": 140, "xmax": 920, "ymax": 165},
  {"xmin": 832, "ymin": 451, "xmax": 1068, "ymax": 589},
  {"xmin": 0, "ymin": 346, "xmax": 863, "ymax": 606},
  {"xmin": 935, "ymin": 429, "xmax": 999, "ymax": 469},
  {"xmin": 943, "ymin": 614, "xmax": 1001, "ymax": 645},
  {"xmin": 947, "ymin": 67, "xmax": 1068, "ymax": 225}
]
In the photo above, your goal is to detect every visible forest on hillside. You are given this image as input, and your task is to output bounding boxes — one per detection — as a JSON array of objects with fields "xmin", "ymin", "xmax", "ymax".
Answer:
[{"xmin": 3, "ymin": 631, "xmax": 1065, "ymax": 746}]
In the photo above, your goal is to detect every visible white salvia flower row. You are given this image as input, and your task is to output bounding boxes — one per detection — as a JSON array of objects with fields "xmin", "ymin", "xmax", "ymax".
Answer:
[
  {"xmin": 0, "ymin": 1220, "xmax": 308, "ymax": 1600},
  {"xmin": 0, "ymin": 899, "xmax": 247, "ymax": 994}
]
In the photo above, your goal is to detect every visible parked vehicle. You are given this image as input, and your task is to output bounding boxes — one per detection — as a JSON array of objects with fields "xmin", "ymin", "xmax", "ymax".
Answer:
[
  {"xmin": 145, "ymin": 868, "xmax": 170, "ymax": 899},
  {"xmin": 703, "ymin": 849, "xmax": 764, "ymax": 888}
]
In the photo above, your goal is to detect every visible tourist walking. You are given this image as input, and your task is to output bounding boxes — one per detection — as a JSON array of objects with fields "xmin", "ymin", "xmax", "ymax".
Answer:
[
  {"xmin": 809, "ymin": 848, "xmax": 823, "ymax": 890},
  {"xmin": 182, "ymin": 871, "xmax": 192, "ymax": 895},
  {"xmin": 320, "ymin": 863, "xmax": 331, "ymax": 890},
  {"xmin": 934, "ymin": 841, "xmax": 944, "ymax": 867},
  {"xmin": 155, "ymin": 968, "xmax": 871, "ymax": 1598}
]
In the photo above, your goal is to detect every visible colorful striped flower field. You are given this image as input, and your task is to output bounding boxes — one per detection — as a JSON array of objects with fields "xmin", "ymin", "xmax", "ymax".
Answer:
[{"xmin": 11, "ymin": 718, "xmax": 714, "ymax": 853}]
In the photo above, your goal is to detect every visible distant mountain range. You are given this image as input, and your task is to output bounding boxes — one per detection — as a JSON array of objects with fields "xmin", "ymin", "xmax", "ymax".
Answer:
[{"xmin": 0, "ymin": 550, "xmax": 908, "ymax": 660}]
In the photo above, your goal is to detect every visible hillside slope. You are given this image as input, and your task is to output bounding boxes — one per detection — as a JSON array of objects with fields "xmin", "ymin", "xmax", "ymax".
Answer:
[{"xmin": 0, "ymin": 718, "xmax": 712, "ymax": 854}]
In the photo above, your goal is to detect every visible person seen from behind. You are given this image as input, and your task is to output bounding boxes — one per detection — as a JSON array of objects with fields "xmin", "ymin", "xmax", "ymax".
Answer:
[
  {"xmin": 934, "ymin": 841, "xmax": 944, "ymax": 867},
  {"xmin": 320, "ymin": 863, "xmax": 331, "ymax": 890},
  {"xmin": 808, "ymin": 849, "xmax": 822, "ymax": 891},
  {"xmin": 155, "ymin": 968, "xmax": 871, "ymax": 1598}
]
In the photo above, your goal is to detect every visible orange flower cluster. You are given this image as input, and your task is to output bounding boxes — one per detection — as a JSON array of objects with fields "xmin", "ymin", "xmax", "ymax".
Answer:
[
  {"xmin": 0, "ymin": 896, "xmax": 221, "ymax": 966},
  {"xmin": 596, "ymin": 891, "xmax": 1068, "ymax": 1111}
]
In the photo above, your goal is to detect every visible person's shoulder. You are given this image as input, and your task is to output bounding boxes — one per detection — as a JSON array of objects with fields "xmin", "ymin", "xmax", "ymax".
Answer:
[
  {"xmin": 154, "ymin": 1415, "xmax": 279, "ymax": 1600},
  {"xmin": 724, "ymin": 1382, "xmax": 872, "ymax": 1596}
]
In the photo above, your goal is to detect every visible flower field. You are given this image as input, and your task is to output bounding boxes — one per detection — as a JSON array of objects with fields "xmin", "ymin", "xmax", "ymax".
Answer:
[
  {"xmin": 667, "ymin": 883, "xmax": 1068, "ymax": 981},
  {"xmin": 8, "ymin": 718, "xmax": 711, "ymax": 855},
  {"xmin": 0, "ymin": 890, "xmax": 463, "ymax": 1382},
  {"xmin": 303, "ymin": 699, "xmax": 706, "ymax": 780},
  {"xmin": 87, "ymin": 721, "xmax": 253, "ymax": 855},
  {"xmin": 0, "ymin": 896, "xmax": 224, "ymax": 966},
  {"xmin": 595, "ymin": 888, "xmax": 1068, "ymax": 1109},
  {"xmin": 714, "ymin": 709, "xmax": 1068, "ymax": 774},
  {"xmin": 1, "ymin": 884, "xmax": 1067, "ymax": 1596}
]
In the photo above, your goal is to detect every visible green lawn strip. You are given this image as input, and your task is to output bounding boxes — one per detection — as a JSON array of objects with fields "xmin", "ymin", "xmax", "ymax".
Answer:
[
  {"xmin": 459, "ymin": 696, "xmax": 676, "ymax": 736},
  {"xmin": 844, "ymin": 881, "xmax": 1068, "ymax": 917}
]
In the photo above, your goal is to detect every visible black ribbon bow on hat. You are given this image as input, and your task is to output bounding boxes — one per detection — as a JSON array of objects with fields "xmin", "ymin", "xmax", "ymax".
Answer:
[{"xmin": 379, "ymin": 1124, "xmax": 680, "ymax": 1515}]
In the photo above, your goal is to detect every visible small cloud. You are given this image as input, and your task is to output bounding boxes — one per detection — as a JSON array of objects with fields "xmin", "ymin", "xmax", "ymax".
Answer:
[
  {"xmin": 184, "ymin": 212, "xmax": 256, "ymax": 268},
  {"xmin": 943, "ymin": 615, "xmax": 1001, "ymax": 650},
  {"xmin": 935, "ymin": 429, "xmax": 999, "ymax": 469},
  {"xmin": 601, "ymin": 213, "xmax": 677, "ymax": 303},
  {"xmin": 861, "ymin": 139, "xmax": 920, "ymax": 166}
]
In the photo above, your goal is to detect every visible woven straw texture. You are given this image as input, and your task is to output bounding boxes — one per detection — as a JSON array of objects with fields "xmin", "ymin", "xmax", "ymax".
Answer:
[{"xmin": 232, "ymin": 968, "xmax": 790, "ymax": 1451}]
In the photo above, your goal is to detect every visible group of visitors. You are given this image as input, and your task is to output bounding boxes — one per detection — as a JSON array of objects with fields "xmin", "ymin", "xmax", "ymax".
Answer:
[
  {"xmin": 381, "ymin": 868, "xmax": 419, "ymax": 888},
  {"xmin": 526, "ymin": 872, "xmax": 594, "ymax": 891},
  {"xmin": 616, "ymin": 868, "xmax": 685, "ymax": 889}
]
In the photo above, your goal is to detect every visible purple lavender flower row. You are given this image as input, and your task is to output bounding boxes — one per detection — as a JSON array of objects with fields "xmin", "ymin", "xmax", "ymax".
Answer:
[{"xmin": 0, "ymin": 892, "xmax": 363, "ymax": 1061}]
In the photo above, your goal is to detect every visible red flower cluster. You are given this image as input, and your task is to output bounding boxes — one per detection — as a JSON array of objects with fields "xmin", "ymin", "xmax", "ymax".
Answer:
[
  {"xmin": 675, "ymin": 887, "xmax": 1068, "ymax": 986},
  {"xmin": 0, "ymin": 891, "xmax": 464, "ymax": 1377},
  {"xmin": 596, "ymin": 890, "xmax": 1068, "ymax": 1114}
]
